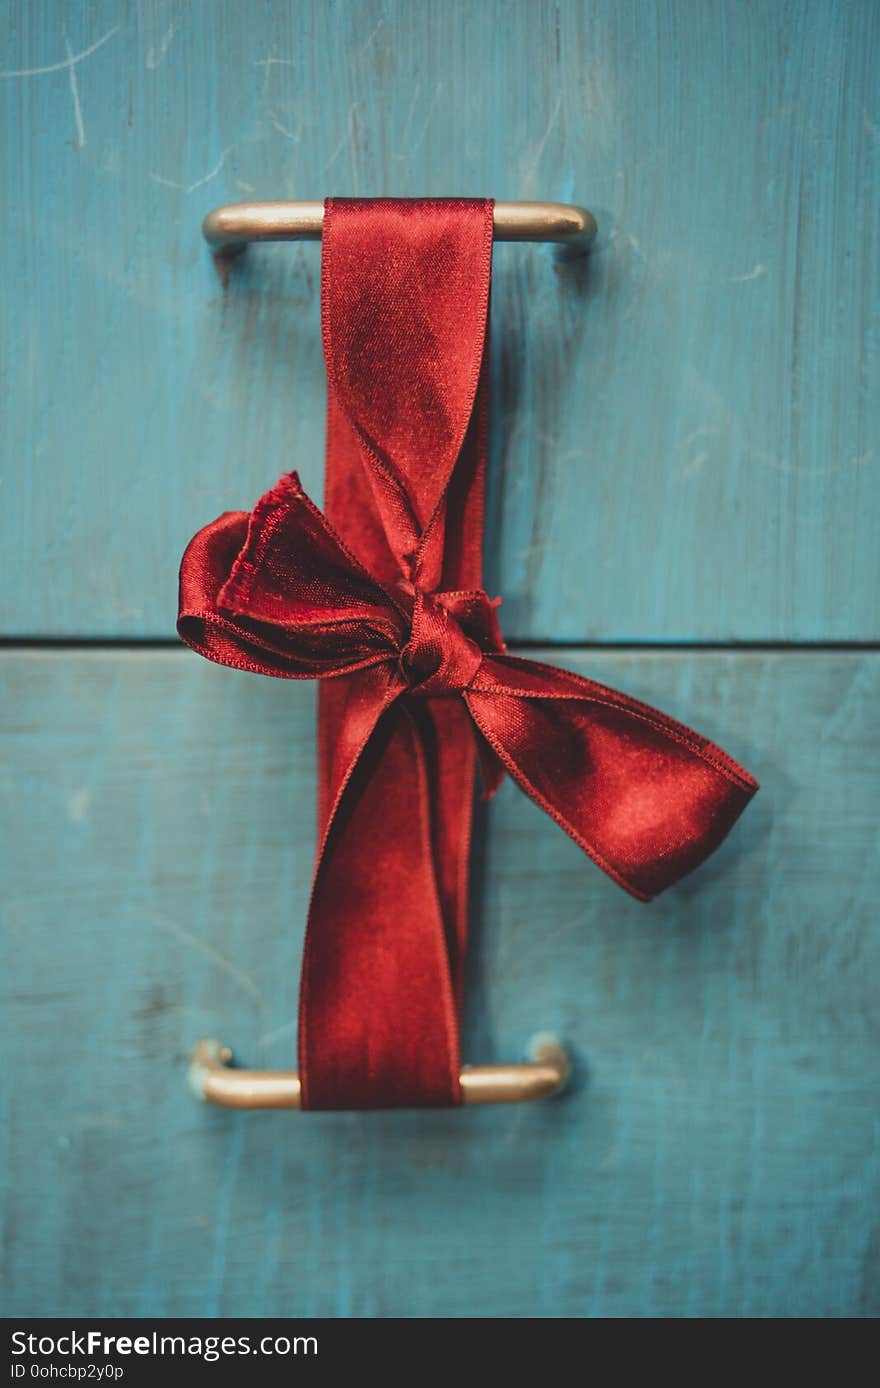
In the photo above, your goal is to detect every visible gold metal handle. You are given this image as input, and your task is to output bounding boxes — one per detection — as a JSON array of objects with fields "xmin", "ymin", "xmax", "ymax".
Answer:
[
  {"xmin": 202, "ymin": 200, "xmax": 597, "ymax": 258},
  {"xmin": 189, "ymin": 1035, "xmax": 570, "ymax": 1109}
]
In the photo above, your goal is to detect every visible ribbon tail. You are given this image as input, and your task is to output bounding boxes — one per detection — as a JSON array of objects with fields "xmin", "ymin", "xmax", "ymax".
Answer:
[
  {"xmin": 409, "ymin": 697, "xmax": 478, "ymax": 1012},
  {"xmin": 300, "ymin": 680, "xmax": 463, "ymax": 1109},
  {"xmin": 466, "ymin": 656, "xmax": 757, "ymax": 902}
]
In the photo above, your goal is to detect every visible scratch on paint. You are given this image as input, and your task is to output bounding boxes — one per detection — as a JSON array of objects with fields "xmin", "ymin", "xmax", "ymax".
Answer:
[
  {"xmin": 326, "ymin": 104, "xmax": 357, "ymax": 169},
  {"xmin": 731, "ymin": 264, "xmax": 768, "ymax": 283},
  {"xmin": 186, "ymin": 147, "xmax": 233, "ymax": 192},
  {"xmin": 752, "ymin": 447, "xmax": 873, "ymax": 477},
  {"xmin": 151, "ymin": 914, "xmax": 269, "ymax": 1025},
  {"xmin": 608, "ymin": 226, "xmax": 647, "ymax": 263},
  {"xmin": 268, "ymin": 113, "xmax": 301, "ymax": 143},
  {"xmin": 145, "ymin": 23, "xmax": 175, "ymax": 70},
  {"xmin": 522, "ymin": 93, "xmax": 562, "ymax": 190},
  {"xmin": 392, "ymin": 83, "xmax": 422, "ymax": 159},
  {"xmin": 254, "ymin": 55, "xmax": 293, "ymax": 97},
  {"xmin": 360, "ymin": 14, "xmax": 386, "ymax": 53},
  {"xmin": 0, "ymin": 25, "xmax": 119, "ymax": 77},
  {"xmin": 68, "ymin": 788, "xmax": 91, "ymax": 823},
  {"xmin": 0, "ymin": 25, "xmax": 120, "ymax": 150},
  {"xmin": 402, "ymin": 82, "xmax": 421, "ymax": 133},
  {"xmin": 676, "ymin": 427, "xmax": 719, "ymax": 480},
  {"xmin": 64, "ymin": 38, "xmax": 85, "ymax": 147},
  {"xmin": 682, "ymin": 449, "xmax": 710, "ymax": 477},
  {"xmin": 257, "ymin": 1019, "xmax": 298, "ymax": 1055},
  {"xmin": 150, "ymin": 146, "xmax": 234, "ymax": 195},
  {"xmin": 409, "ymin": 83, "xmax": 441, "ymax": 156}
]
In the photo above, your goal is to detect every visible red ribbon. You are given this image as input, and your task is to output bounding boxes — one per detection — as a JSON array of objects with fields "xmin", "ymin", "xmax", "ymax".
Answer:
[{"xmin": 179, "ymin": 198, "xmax": 757, "ymax": 1110}]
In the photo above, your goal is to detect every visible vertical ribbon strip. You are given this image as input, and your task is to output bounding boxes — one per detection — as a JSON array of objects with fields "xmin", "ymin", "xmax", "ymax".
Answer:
[
  {"xmin": 305, "ymin": 198, "xmax": 496, "ymax": 1107},
  {"xmin": 179, "ymin": 197, "xmax": 757, "ymax": 1110}
]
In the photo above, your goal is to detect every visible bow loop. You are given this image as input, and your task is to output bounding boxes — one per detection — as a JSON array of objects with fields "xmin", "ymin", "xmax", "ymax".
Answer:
[
  {"xmin": 179, "ymin": 473, "xmax": 408, "ymax": 680},
  {"xmin": 219, "ymin": 473, "xmax": 404, "ymax": 640}
]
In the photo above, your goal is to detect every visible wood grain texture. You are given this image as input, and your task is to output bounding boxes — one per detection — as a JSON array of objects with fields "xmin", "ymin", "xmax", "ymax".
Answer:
[
  {"xmin": 1, "ymin": 0, "xmax": 878, "ymax": 639},
  {"xmin": 2, "ymin": 648, "xmax": 877, "ymax": 1318}
]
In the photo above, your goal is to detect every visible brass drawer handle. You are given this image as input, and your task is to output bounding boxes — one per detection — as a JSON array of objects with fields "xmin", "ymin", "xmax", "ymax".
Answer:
[
  {"xmin": 189, "ymin": 1035, "xmax": 571, "ymax": 1109},
  {"xmin": 202, "ymin": 199, "xmax": 597, "ymax": 259}
]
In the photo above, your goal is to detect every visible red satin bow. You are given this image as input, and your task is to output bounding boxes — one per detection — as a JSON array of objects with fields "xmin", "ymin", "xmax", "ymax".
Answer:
[{"xmin": 179, "ymin": 197, "xmax": 757, "ymax": 1110}]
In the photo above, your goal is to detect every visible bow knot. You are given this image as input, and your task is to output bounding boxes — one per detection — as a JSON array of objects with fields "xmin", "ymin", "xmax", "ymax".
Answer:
[
  {"xmin": 400, "ymin": 589, "xmax": 505, "ymax": 695},
  {"xmin": 179, "ymin": 469, "xmax": 757, "ymax": 906}
]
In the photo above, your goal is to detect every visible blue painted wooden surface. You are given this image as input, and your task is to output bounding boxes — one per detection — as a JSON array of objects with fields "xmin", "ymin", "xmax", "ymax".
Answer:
[
  {"xmin": 1, "ymin": 0, "xmax": 878, "ymax": 639},
  {"xmin": 1, "ymin": 650, "xmax": 878, "ymax": 1317},
  {"xmin": 2, "ymin": 0, "xmax": 877, "ymax": 1322}
]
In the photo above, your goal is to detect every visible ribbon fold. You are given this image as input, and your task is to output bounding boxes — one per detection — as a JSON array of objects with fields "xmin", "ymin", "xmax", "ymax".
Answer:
[{"xmin": 179, "ymin": 198, "xmax": 757, "ymax": 1110}]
